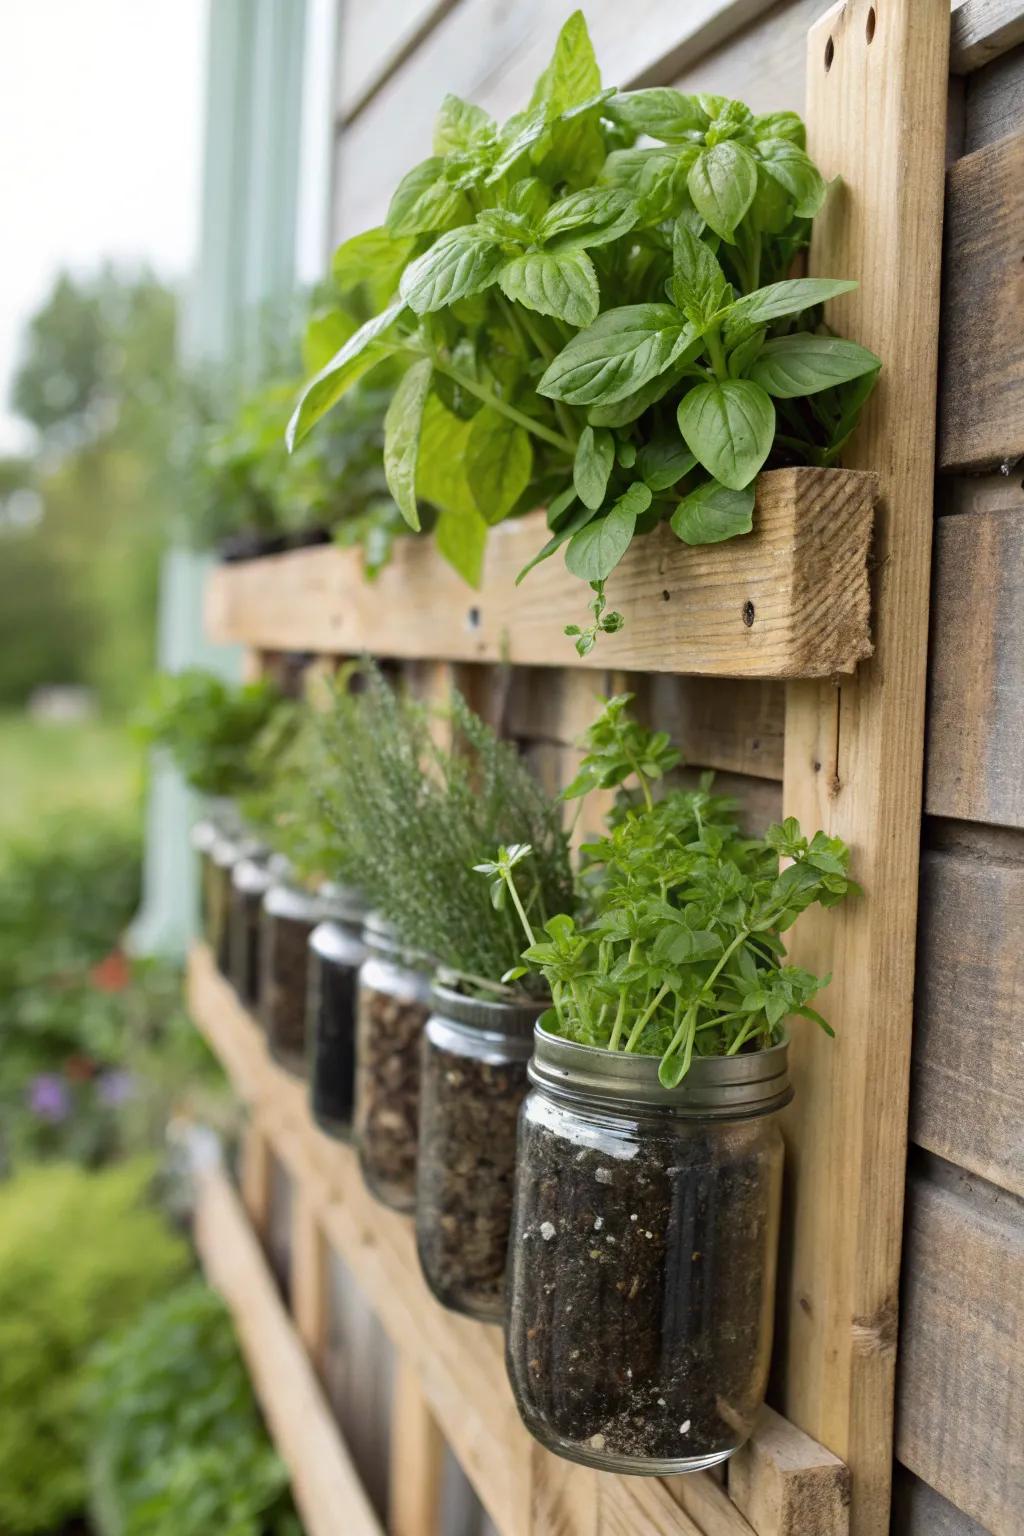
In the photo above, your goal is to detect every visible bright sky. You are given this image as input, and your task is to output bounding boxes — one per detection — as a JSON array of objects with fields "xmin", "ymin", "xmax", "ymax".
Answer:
[{"xmin": 0, "ymin": 0, "xmax": 207, "ymax": 453}]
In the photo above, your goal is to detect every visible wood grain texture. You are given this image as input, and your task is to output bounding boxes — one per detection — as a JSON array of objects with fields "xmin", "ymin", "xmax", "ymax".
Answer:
[
  {"xmin": 912, "ymin": 830, "xmax": 1024, "ymax": 1198},
  {"xmin": 925, "ymin": 504, "xmax": 1024, "ymax": 829},
  {"xmin": 672, "ymin": 0, "xmax": 824, "ymax": 112},
  {"xmin": 239, "ymin": 1117, "xmax": 272, "ymax": 1230},
  {"xmin": 963, "ymin": 42, "xmax": 1024, "ymax": 150},
  {"xmin": 194, "ymin": 1163, "xmax": 384, "ymax": 1536},
  {"xmin": 939, "ymin": 132, "xmax": 1024, "ymax": 471},
  {"xmin": 336, "ymin": 0, "xmax": 457, "ymax": 121},
  {"xmin": 891, "ymin": 1467, "xmax": 992, "ymax": 1535},
  {"xmin": 389, "ymin": 1361, "xmax": 446, "ymax": 1536},
  {"xmin": 896, "ymin": 1159, "xmax": 1024, "ymax": 1534},
  {"xmin": 205, "ymin": 469, "xmax": 876, "ymax": 680},
  {"xmin": 782, "ymin": 6, "xmax": 949, "ymax": 1535},
  {"xmin": 951, "ymin": 0, "xmax": 1024, "ymax": 71},
  {"xmin": 291, "ymin": 1187, "xmax": 328, "ymax": 1371},
  {"xmin": 728, "ymin": 1407, "xmax": 850, "ymax": 1536}
]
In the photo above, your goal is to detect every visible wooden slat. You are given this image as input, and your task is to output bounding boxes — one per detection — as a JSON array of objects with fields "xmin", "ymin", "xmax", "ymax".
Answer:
[
  {"xmin": 896, "ymin": 1160, "xmax": 1024, "ymax": 1534},
  {"xmin": 194, "ymin": 1163, "xmax": 383, "ymax": 1536},
  {"xmin": 672, "ymin": 0, "xmax": 824, "ymax": 112},
  {"xmin": 291, "ymin": 1187, "xmax": 328, "ymax": 1370},
  {"xmin": 206, "ymin": 469, "xmax": 876, "ymax": 681},
  {"xmin": 912, "ymin": 827, "xmax": 1024, "ymax": 1198},
  {"xmin": 389, "ymin": 1361, "xmax": 446, "ymax": 1536},
  {"xmin": 728, "ymin": 1407, "xmax": 850, "ymax": 1536},
  {"xmin": 240, "ymin": 1117, "xmax": 273, "ymax": 1230},
  {"xmin": 667, "ymin": 1472, "xmax": 758, "ymax": 1536},
  {"xmin": 925, "ymin": 505, "xmax": 1024, "ymax": 829},
  {"xmin": 963, "ymin": 44, "xmax": 1024, "ymax": 151},
  {"xmin": 938, "ymin": 132, "xmax": 1024, "ymax": 471},
  {"xmin": 891, "ymin": 1468, "xmax": 991, "ymax": 1535},
  {"xmin": 782, "ymin": 7, "xmax": 949, "ymax": 1536},
  {"xmin": 951, "ymin": 0, "xmax": 1024, "ymax": 71},
  {"xmin": 337, "ymin": 0, "xmax": 457, "ymax": 121}
]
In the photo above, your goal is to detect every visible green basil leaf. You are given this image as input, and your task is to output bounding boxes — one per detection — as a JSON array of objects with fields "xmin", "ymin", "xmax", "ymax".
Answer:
[
  {"xmin": 606, "ymin": 88, "xmax": 707, "ymax": 143},
  {"xmin": 687, "ymin": 142, "xmax": 758, "ymax": 242},
  {"xmin": 671, "ymin": 220, "xmax": 728, "ymax": 321},
  {"xmin": 539, "ymin": 188, "xmax": 639, "ymax": 251},
  {"xmin": 752, "ymin": 110, "xmax": 806, "ymax": 147},
  {"xmin": 287, "ymin": 301, "xmax": 405, "ymax": 449},
  {"xmin": 433, "ymin": 94, "xmax": 496, "ymax": 156},
  {"xmin": 331, "ymin": 226, "xmax": 414, "ymax": 307},
  {"xmin": 386, "ymin": 158, "xmax": 471, "ymax": 237},
  {"xmin": 547, "ymin": 483, "xmax": 578, "ymax": 530},
  {"xmin": 416, "ymin": 395, "xmax": 476, "ymax": 517},
  {"xmin": 599, "ymin": 146, "xmax": 696, "ymax": 225},
  {"xmin": 756, "ymin": 139, "xmax": 826, "ymax": 219},
  {"xmin": 517, "ymin": 501, "xmax": 597, "ymax": 584},
  {"xmin": 508, "ymin": 177, "xmax": 551, "ymax": 225},
  {"xmin": 301, "ymin": 307, "xmax": 357, "ymax": 375},
  {"xmin": 727, "ymin": 327, "xmax": 767, "ymax": 379},
  {"xmin": 383, "ymin": 358, "xmax": 433, "ymax": 530},
  {"xmin": 465, "ymin": 407, "xmax": 534, "ymax": 524},
  {"xmin": 498, "ymin": 248, "xmax": 599, "ymax": 327},
  {"xmin": 728, "ymin": 277, "xmax": 857, "ymax": 329},
  {"xmin": 538, "ymin": 305, "xmax": 695, "ymax": 406},
  {"xmin": 400, "ymin": 228, "xmax": 503, "ymax": 314},
  {"xmin": 435, "ymin": 503, "xmax": 488, "ymax": 588},
  {"xmin": 565, "ymin": 482, "xmax": 651, "ymax": 582},
  {"xmin": 573, "ymin": 426, "xmax": 615, "ymax": 510},
  {"xmin": 486, "ymin": 110, "xmax": 549, "ymax": 184},
  {"xmin": 750, "ymin": 163, "xmax": 794, "ymax": 235},
  {"xmin": 528, "ymin": 10, "xmax": 600, "ymax": 114},
  {"xmin": 638, "ymin": 438, "xmax": 697, "ymax": 491},
  {"xmin": 616, "ymin": 440, "xmax": 636, "ymax": 469},
  {"xmin": 749, "ymin": 334, "xmax": 882, "ymax": 398},
  {"xmin": 676, "ymin": 379, "xmax": 775, "ymax": 489},
  {"xmin": 670, "ymin": 478, "xmax": 754, "ymax": 545},
  {"xmin": 586, "ymin": 356, "xmax": 696, "ymax": 427}
]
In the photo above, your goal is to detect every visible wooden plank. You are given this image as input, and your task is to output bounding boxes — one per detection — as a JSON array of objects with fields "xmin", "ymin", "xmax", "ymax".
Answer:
[
  {"xmin": 666, "ymin": 1471, "xmax": 758, "ymax": 1536},
  {"xmin": 912, "ymin": 830, "xmax": 1024, "ymax": 1198},
  {"xmin": 291, "ymin": 1187, "xmax": 328, "ymax": 1371},
  {"xmin": 672, "ymin": 0, "xmax": 824, "ymax": 112},
  {"xmin": 939, "ymin": 132, "xmax": 1024, "ymax": 471},
  {"xmin": 389, "ymin": 1360, "xmax": 445, "ymax": 1536},
  {"xmin": 890, "ymin": 1468, "xmax": 991, "ymax": 1535},
  {"xmin": 925, "ymin": 505, "xmax": 1024, "ymax": 829},
  {"xmin": 194, "ymin": 1163, "xmax": 383, "ymax": 1536},
  {"xmin": 782, "ymin": 7, "xmax": 949, "ymax": 1536},
  {"xmin": 324, "ymin": 1250, "xmax": 394, "ymax": 1525},
  {"xmin": 896, "ymin": 1160, "xmax": 1024, "ymax": 1534},
  {"xmin": 206, "ymin": 469, "xmax": 876, "ymax": 681},
  {"xmin": 240, "ymin": 1117, "xmax": 273, "ymax": 1230},
  {"xmin": 951, "ymin": 0, "xmax": 1024, "ymax": 71},
  {"xmin": 963, "ymin": 44, "xmax": 1024, "ymax": 151},
  {"xmin": 336, "ymin": 0, "xmax": 457, "ymax": 121},
  {"xmin": 728, "ymin": 1407, "xmax": 850, "ymax": 1536}
]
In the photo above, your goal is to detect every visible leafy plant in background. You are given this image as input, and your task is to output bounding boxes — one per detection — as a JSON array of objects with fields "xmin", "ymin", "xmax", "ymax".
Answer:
[
  {"xmin": 0, "ymin": 1159, "xmax": 188, "ymax": 1536},
  {"xmin": 288, "ymin": 11, "xmax": 880, "ymax": 644},
  {"xmin": 316, "ymin": 662, "xmax": 573, "ymax": 994},
  {"xmin": 136, "ymin": 669, "xmax": 291, "ymax": 798},
  {"xmin": 239, "ymin": 707, "xmax": 347, "ymax": 888},
  {"xmin": 86, "ymin": 1280, "xmax": 300, "ymax": 1536},
  {"xmin": 483, "ymin": 694, "xmax": 859, "ymax": 1083}
]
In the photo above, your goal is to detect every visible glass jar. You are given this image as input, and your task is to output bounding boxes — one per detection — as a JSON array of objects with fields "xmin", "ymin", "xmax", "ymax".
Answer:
[
  {"xmin": 505, "ymin": 1030, "xmax": 790, "ymax": 1476},
  {"xmin": 206, "ymin": 831, "xmax": 243, "ymax": 977},
  {"xmin": 229, "ymin": 854, "xmax": 272, "ymax": 1011},
  {"xmin": 260, "ymin": 867, "xmax": 328, "ymax": 1076},
  {"xmin": 416, "ymin": 984, "xmax": 548, "ymax": 1323},
  {"xmin": 307, "ymin": 883, "xmax": 367, "ymax": 1140},
  {"xmin": 190, "ymin": 815, "xmax": 219, "ymax": 945},
  {"xmin": 354, "ymin": 914, "xmax": 433, "ymax": 1212}
]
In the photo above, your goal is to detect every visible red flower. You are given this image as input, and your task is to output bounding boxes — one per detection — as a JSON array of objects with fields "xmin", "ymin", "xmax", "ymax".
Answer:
[{"xmin": 90, "ymin": 949, "xmax": 131, "ymax": 993}]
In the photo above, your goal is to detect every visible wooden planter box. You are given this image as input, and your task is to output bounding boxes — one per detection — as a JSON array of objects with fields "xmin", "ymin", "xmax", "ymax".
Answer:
[{"xmin": 205, "ymin": 467, "xmax": 877, "ymax": 680}]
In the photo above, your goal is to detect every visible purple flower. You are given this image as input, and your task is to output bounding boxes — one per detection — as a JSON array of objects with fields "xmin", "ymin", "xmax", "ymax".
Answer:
[
  {"xmin": 96, "ymin": 1069, "xmax": 137, "ymax": 1107},
  {"xmin": 28, "ymin": 1074, "xmax": 70, "ymax": 1123}
]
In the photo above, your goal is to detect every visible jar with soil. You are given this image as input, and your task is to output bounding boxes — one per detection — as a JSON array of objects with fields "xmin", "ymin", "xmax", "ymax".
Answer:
[
  {"xmin": 505, "ymin": 1029, "xmax": 790, "ymax": 1476},
  {"xmin": 354, "ymin": 914, "xmax": 433, "ymax": 1212},
  {"xmin": 260, "ymin": 866, "xmax": 328, "ymax": 1076},
  {"xmin": 229, "ymin": 854, "xmax": 272, "ymax": 1012},
  {"xmin": 416, "ymin": 985, "xmax": 548, "ymax": 1323},
  {"xmin": 206, "ymin": 830, "xmax": 244, "ymax": 977},
  {"xmin": 190, "ymin": 815, "xmax": 219, "ymax": 945},
  {"xmin": 306, "ymin": 884, "xmax": 368, "ymax": 1140}
]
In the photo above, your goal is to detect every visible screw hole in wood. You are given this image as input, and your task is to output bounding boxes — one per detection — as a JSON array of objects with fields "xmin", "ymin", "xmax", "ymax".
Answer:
[
  {"xmin": 865, "ymin": 7, "xmax": 876, "ymax": 43},
  {"xmin": 742, "ymin": 600, "xmax": 755, "ymax": 627},
  {"xmin": 467, "ymin": 606, "xmax": 481, "ymax": 630},
  {"xmin": 824, "ymin": 34, "xmax": 834, "ymax": 71}
]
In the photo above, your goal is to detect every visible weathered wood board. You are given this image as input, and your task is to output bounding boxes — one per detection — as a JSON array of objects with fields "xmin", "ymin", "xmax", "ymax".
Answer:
[
  {"xmin": 951, "ymin": 0, "xmax": 1024, "ymax": 71},
  {"xmin": 963, "ymin": 41, "xmax": 1024, "ymax": 150},
  {"xmin": 891, "ymin": 1468, "xmax": 992, "ymax": 1535}
]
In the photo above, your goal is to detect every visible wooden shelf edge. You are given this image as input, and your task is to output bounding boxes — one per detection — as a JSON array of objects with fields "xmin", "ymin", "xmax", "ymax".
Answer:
[
  {"xmin": 193, "ymin": 1160, "xmax": 383, "ymax": 1536},
  {"xmin": 188, "ymin": 942, "xmax": 851, "ymax": 1536},
  {"xmin": 204, "ymin": 467, "xmax": 877, "ymax": 680}
]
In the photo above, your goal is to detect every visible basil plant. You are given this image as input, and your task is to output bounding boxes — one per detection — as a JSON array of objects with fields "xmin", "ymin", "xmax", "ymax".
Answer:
[{"xmin": 288, "ymin": 10, "xmax": 880, "ymax": 650}]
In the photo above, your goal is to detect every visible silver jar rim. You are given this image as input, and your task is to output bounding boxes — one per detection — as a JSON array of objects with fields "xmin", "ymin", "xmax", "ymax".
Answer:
[
  {"xmin": 429, "ymin": 981, "xmax": 550, "ymax": 1042},
  {"xmin": 310, "ymin": 918, "xmax": 367, "ymax": 967},
  {"xmin": 528, "ymin": 1025, "xmax": 792, "ymax": 1118},
  {"xmin": 263, "ymin": 879, "xmax": 328, "ymax": 924},
  {"xmin": 232, "ymin": 856, "xmax": 273, "ymax": 896}
]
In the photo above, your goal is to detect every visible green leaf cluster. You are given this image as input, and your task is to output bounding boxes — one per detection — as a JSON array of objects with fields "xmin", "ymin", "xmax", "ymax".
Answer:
[
  {"xmin": 288, "ymin": 12, "xmax": 881, "ymax": 643},
  {"xmin": 135, "ymin": 670, "xmax": 290, "ymax": 798},
  {"xmin": 85, "ymin": 1279, "xmax": 299, "ymax": 1536}
]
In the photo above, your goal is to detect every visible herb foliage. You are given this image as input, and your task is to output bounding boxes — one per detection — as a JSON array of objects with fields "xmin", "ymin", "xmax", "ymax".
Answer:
[
  {"xmin": 288, "ymin": 11, "xmax": 880, "ymax": 644},
  {"xmin": 136, "ymin": 670, "xmax": 290, "ymax": 799}
]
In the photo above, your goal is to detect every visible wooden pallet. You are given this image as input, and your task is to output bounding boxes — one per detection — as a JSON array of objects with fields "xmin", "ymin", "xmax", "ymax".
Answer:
[{"xmin": 189, "ymin": 943, "xmax": 851, "ymax": 1536}]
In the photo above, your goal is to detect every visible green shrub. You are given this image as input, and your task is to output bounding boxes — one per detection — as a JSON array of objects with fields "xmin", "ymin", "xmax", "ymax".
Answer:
[
  {"xmin": 86, "ymin": 1279, "xmax": 300, "ymax": 1536},
  {"xmin": 0, "ymin": 1160, "xmax": 188, "ymax": 1534}
]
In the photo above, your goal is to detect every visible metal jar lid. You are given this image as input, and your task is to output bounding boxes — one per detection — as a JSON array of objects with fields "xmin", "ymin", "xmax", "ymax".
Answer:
[
  {"xmin": 232, "ymin": 856, "xmax": 273, "ymax": 896},
  {"xmin": 190, "ymin": 817, "xmax": 219, "ymax": 854},
  {"xmin": 317, "ymin": 880, "xmax": 367, "ymax": 929},
  {"xmin": 262, "ymin": 879, "xmax": 328, "ymax": 925},
  {"xmin": 310, "ymin": 918, "xmax": 366, "ymax": 968},
  {"xmin": 429, "ymin": 981, "xmax": 550, "ymax": 1043},
  {"xmin": 528, "ymin": 1026, "xmax": 793, "ymax": 1119}
]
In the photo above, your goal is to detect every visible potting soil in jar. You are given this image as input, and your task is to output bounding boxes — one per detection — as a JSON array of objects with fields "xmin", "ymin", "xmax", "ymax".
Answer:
[
  {"xmin": 416, "ymin": 985, "xmax": 548, "ymax": 1322},
  {"xmin": 229, "ymin": 854, "xmax": 272, "ymax": 1011},
  {"xmin": 354, "ymin": 914, "xmax": 432, "ymax": 1211},
  {"xmin": 306, "ymin": 883, "xmax": 367, "ymax": 1139},
  {"xmin": 206, "ymin": 830, "xmax": 245, "ymax": 977},
  {"xmin": 260, "ymin": 867, "xmax": 328, "ymax": 1076},
  {"xmin": 505, "ymin": 1030, "xmax": 790, "ymax": 1475}
]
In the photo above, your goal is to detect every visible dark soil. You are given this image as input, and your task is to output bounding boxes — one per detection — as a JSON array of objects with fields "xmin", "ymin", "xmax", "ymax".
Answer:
[
  {"xmin": 229, "ymin": 886, "xmax": 264, "ymax": 1011},
  {"xmin": 260, "ymin": 911, "xmax": 317, "ymax": 1075},
  {"xmin": 505, "ymin": 1109, "xmax": 781, "ymax": 1467},
  {"xmin": 309, "ymin": 949, "xmax": 361, "ymax": 1138},
  {"xmin": 204, "ymin": 859, "xmax": 232, "ymax": 976},
  {"xmin": 416, "ymin": 1038, "xmax": 529, "ymax": 1321},
  {"xmin": 355, "ymin": 980, "xmax": 429, "ymax": 1211}
]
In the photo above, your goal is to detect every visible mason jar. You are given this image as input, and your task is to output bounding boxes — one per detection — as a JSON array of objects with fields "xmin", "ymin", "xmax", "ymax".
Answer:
[
  {"xmin": 306, "ymin": 883, "xmax": 368, "ymax": 1140},
  {"xmin": 229, "ymin": 854, "xmax": 272, "ymax": 1011},
  {"xmin": 190, "ymin": 815, "xmax": 219, "ymax": 946},
  {"xmin": 354, "ymin": 914, "xmax": 433, "ymax": 1212},
  {"xmin": 260, "ymin": 866, "xmax": 327, "ymax": 1076},
  {"xmin": 205, "ymin": 830, "xmax": 244, "ymax": 977},
  {"xmin": 505, "ymin": 1030, "xmax": 790, "ymax": 1476},
  {"xmin": 416, "ymin": 984, "xmax": 548, "ymax": 1323}
]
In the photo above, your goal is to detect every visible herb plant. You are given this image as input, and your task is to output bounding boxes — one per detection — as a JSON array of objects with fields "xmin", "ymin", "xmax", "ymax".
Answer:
[
  {"xmin": 484, "ymin": 694, "xmax": 858, "ymax": 1083},
  {"xmin": 316, "ymin": 662, "xmax": 573, "ymax": 994},
  {"xmin": 288, "ymin": 11, "xmax": 880, "ymax": 645},
  {"xmin": 137, "ymin": 669, "xmax": 289, "ymax": 799}
]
